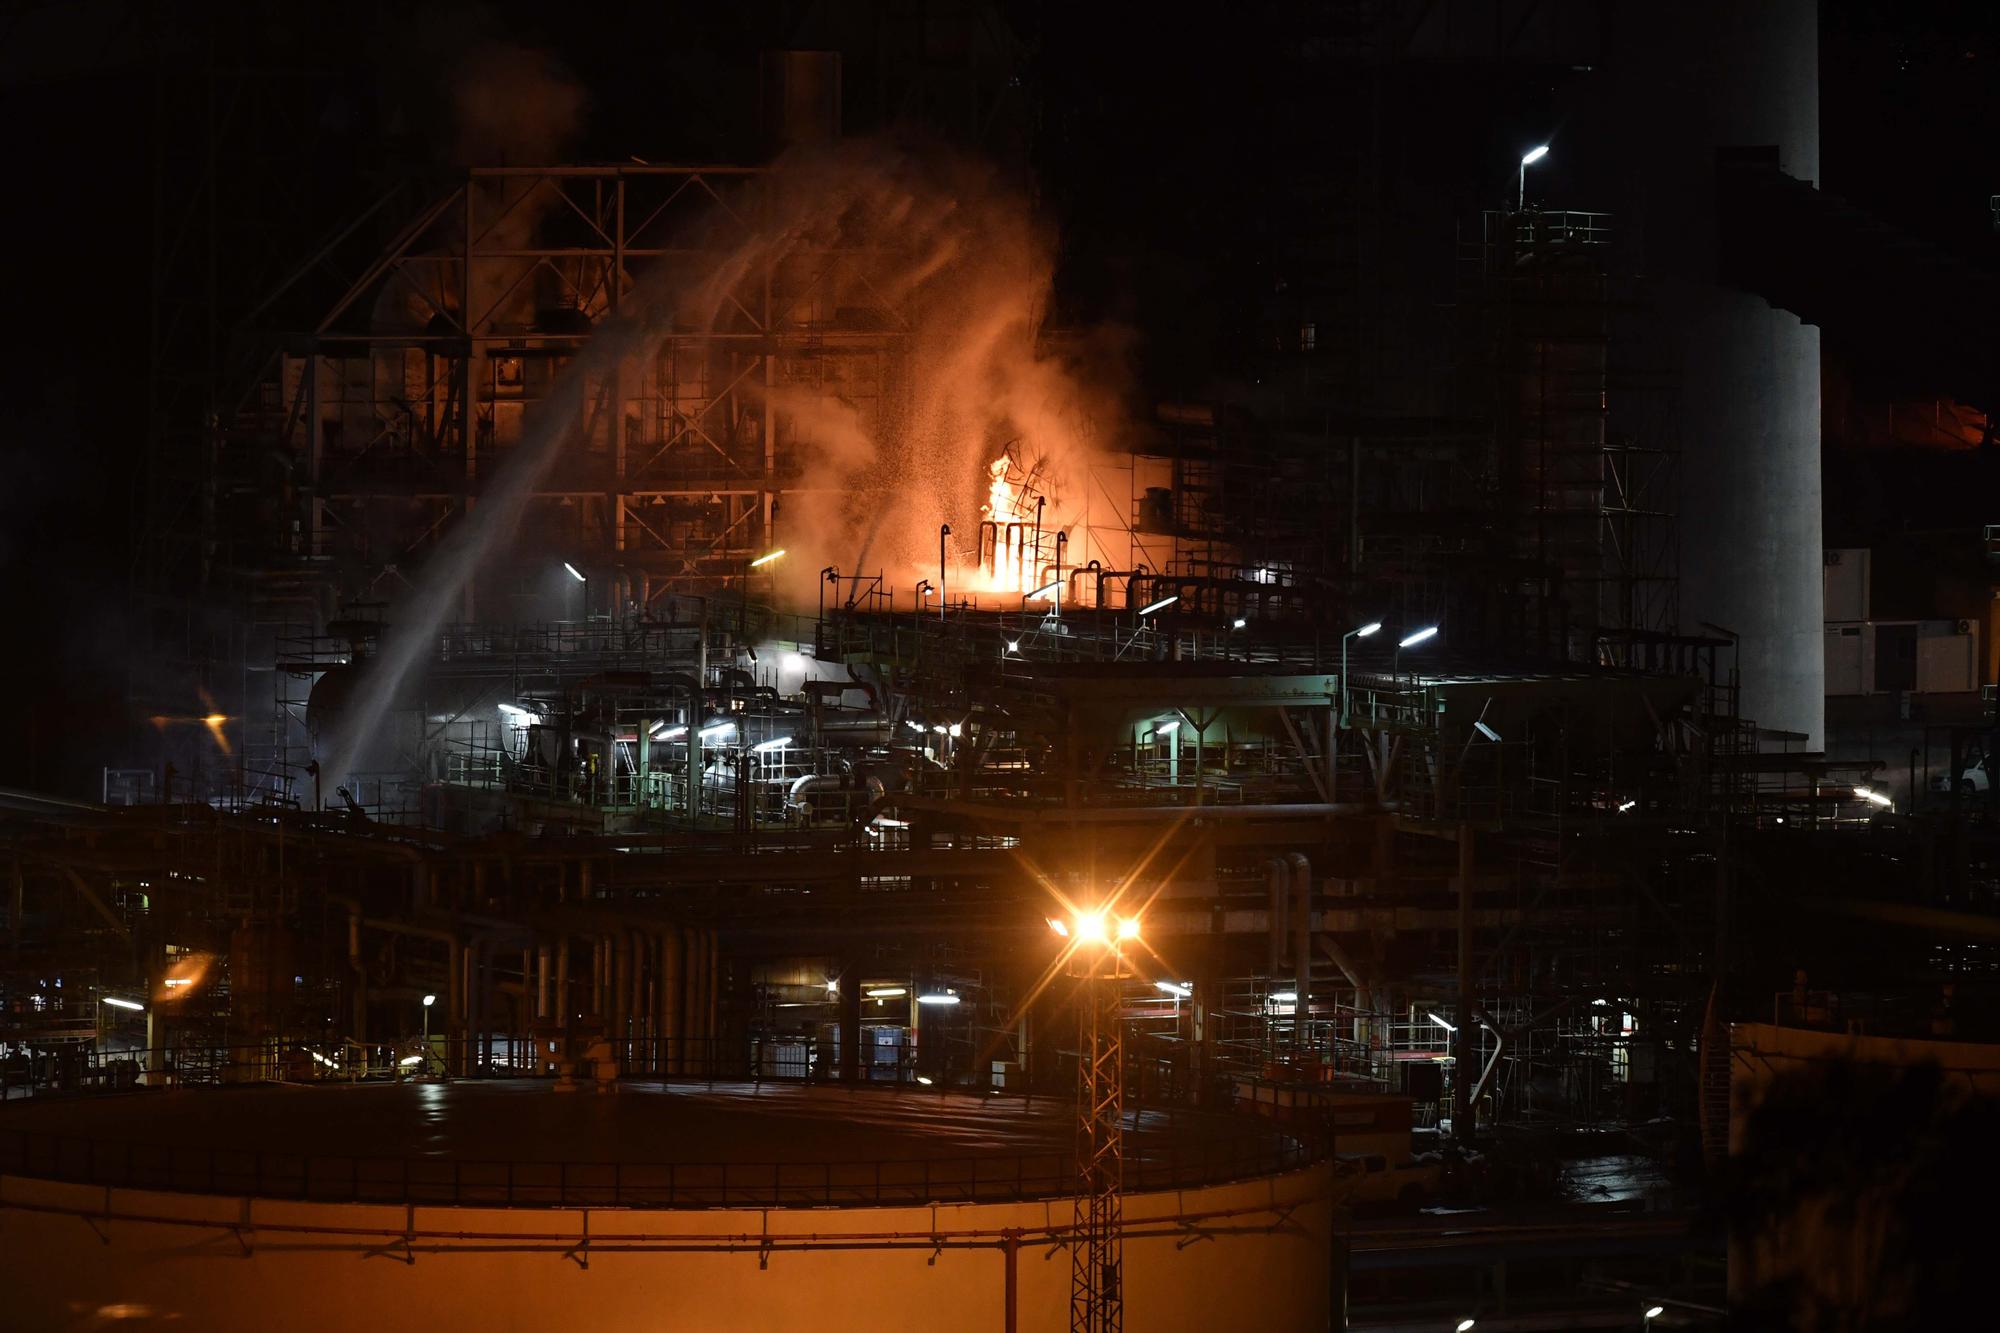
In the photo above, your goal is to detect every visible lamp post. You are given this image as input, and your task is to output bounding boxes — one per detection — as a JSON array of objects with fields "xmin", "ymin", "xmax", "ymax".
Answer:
[
  {"xmin": 1395, "ymin": 625, "xmax": 1439, "ymax": 690},
  {"xmin": 1337, "ymin": 621, "xmax": 1381, "ymax": 798},
  {"xmin": 819, "ymin": 565, "xmax": 838, "ymax": 624},
  {"xmin": 1518, "ymin": 144, "xmax": 1549, "ymax": 213},
  {"xmin": 1644, "ymin": 1306, "xmax": 1665, "ymax": 1329},
  {"xmin": 938, "ymin": 524, "xmax": 950, "ymax": 622},
  {"xmin": 421, "ymin": 993, "xmax": 436, "ymax": 1075},
  {"xmin": 562, "ymin": 561, "xmax": 586, "ymax": 621}
]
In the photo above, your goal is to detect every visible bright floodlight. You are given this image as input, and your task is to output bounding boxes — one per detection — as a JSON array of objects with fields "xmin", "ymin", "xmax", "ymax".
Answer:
[
  {"xmin": 1117, "ymin": 917, "xmax": 1140, "ymax": 940},
  {"xmin": 1269, "ymin": 991, "xmax": 1298, "ymax": 1004},
  {"xmin": 1398, "ymin": 625, "xmax": 1439, "ymax": 648},
  {"xmin": 1521, "ymin": 144, "xmax": 1549, "ymax": 165},
  {"xmin": 1005, "ymin": 640, "xmax": 1021, "ymax": 654},
  {"xmin": 1029, "ymin": 580, "xmax": 1061, "ymax": 601},
  {"xmin": 1356, "ymin": 621, "xmax": 1382, "ymax": 637},
  {"xmin": 1155, "ymin": 981, "xmax": 1192, "ymax": 998},
  {"xmin": 1137, "ymin": 594, "xmax": 1179, "ymax": 616},
  {"xmin": 1428, "ymin": 1011, "xmax": 1456, "ymax": 1032},
  {"xmin": 1617, "ymin": 799, "xmax": 1638, "ymax": 813},
  {"xmin": 916, "ymin": 993, "xmax": 961, "ymax": 1006},
  {"xmin": 1232, "ymin": 617, "xmax": 1247, "ymax": 629},
  {"xmin": 563, "ymin": 562, "xmax": 586, "ymax": 582},
  {"xmin": 399, "ymin": 1055, "xmax": 423, "ymax": 1067},
  {"xmin": 101, "ymin": 996, "xmax": 144, "ymax": 1012},
  {"xmin": 1457, "ymin": 1321, "xmax": 1477, "ymax": 1333},
  {"xmin": 916, "ymin": 1075, "xmax": 934, "ymax": 1085},
  {"xmin": 1047, "ymin": 917, "xmax": 1070, "ymax": 938},
  {"xmin": 749, "ymin": 549, "xmax": 786, "ymax": 568},
  {"xmin": 752, "ymin": 736, "xmax": 792, "ymax": 752},
  {"xmin": 422, "ymin": 994, "xmax": 436, "ymax": 1007},
  {"xmin": 1645, "ymin": 1308, "xmax": 1665, "ymax": 1321},
  {"xmin": 1075, "ymin": 912, "xmax": 1109, "ymax": 944}
]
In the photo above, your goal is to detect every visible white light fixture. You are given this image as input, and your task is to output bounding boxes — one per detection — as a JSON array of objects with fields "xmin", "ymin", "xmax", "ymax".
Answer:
[
  {"xmin": 563, "ymin": 562, "xmax": 586, "ymax": 583},
  {"xmin": 1047, "ymin": 917, "xmax": 1070, "ymax": 938},
  {"xmin": 1521, "ymin": 145, "xmax": 1549, "ymax": 166},
  {"xmin": 1617, "ymin": 799, "xmax": 1637, "ymax": 813},
  {"xmin": 1854, "ymin": 786, "xmax": 1893, "ymax": 808},
  {"xmin": 1155, "ymin": 981, "xmax": 1193, "ymax": 998},
  {"xmin": 399, "ymin": 1055, "xmax": 423, "ymax": 1067},
  {"xmin": 905, "ymin": 720, "xmax": 926, "ymax": 732},
  {"xmin": 1005, "ymin": 640, "xmax": 1021, "ymax": 654},
  {"xmin": 752, "ymin": 736, "xmax": 792, "ymax": 752},
  {"xmin": 1428, "ymin": 1012, "xmax": 1456, "ymax": 1033},
  {"xmin": 101, "ymin": 996, "xmax": 144, "ymax": 1012},
  {"xmin": 749, "ymin": 549, "xmax": 786, "ymax": 568},
  {"xmin": 1231, "ymin": 618, "xmax": 1247, "ymax": 629},
  {"xmin": 698, "ymin": 721, "xmax": 736, "ymax": 740},
  {"xmin": 1074, "ymin": 912, "xmax": 1109, "ymax": 944},
  {"xmin": 422, "ymin": 994, "xmax": 436, "ymax": 1008},
  {"xmin": 499, "ymin": 703, "xmax": 533, "ymax": 722},
  {"xmin": 1355, "ymin": 621, "xmax": 1382, "ymax": 638},
  {"xmin": 916, "ymin": 993, "xmax": 961, "ymax": 1006},
  {"xmin": 1473, "ymin": 721, "xmax": 1501, "ymax": 742},
  {"xmin": 1519, "ymin": 142, "xmax": 1551, "ymax": 211},
  {"xmin": 1155, "ymin": 720, "xmax": 1181, "ymax": 736},
  {"xmin": 1458, "ymin": 1320, "xmax": 1478, "ymax": 1333},
  {"xmin": 864, "ymin": 987, "xmax": 907, "ymax": 999},
  {"xmin": 824, "ymin": 979, "xmax": 839, "ymax": 994},
  {"xmin": 1269, "ymin": 991, "xmax": 1298, "ymax": 1004},
  {"xmin": 1399, "ymin": 626, "xmax": 1439, "ymax": 648},
  {"xmin": 163, "ymin": 978, "xmax": 190, "ymax": 988},
  {"xmin": 1644, "ymin": 1307, "xmax": 1665, "ymax": 1322},
  {"xmin": 915, "ymin": 1075, "xmax": 934, "ymax": 1086},
  {"xmin": 653, "ymin": 724, "xmax": 688, "ymax": 741},
  {"xmin": 1117, "ymin": 917, "xmax": 1140, "ymax": 940},
  {"xmin": 1137, "ymin": 595, "xmax": 1179, "ymax": 616}
]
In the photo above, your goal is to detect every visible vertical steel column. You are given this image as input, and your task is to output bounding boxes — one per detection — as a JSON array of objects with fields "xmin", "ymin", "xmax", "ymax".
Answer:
[
  {"xmin": 1455, "ymin": 823, "xmax": 1475, "ymax": 1137},
  {"xmin": 1071, "ymin": 951, "xmax": 1124, "ymax": 1333}
]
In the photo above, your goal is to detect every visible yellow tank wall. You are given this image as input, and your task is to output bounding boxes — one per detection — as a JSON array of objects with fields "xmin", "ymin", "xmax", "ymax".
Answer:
[{"xmin": 0, "ymin": 1164, "xmax": 1331, "ymax": 1332}]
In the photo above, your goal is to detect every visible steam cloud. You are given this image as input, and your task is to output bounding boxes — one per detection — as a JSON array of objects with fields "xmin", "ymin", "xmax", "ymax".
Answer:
[{"xmin": 320, "ymin": 140, "xmax": 1127, "ymax": 785}]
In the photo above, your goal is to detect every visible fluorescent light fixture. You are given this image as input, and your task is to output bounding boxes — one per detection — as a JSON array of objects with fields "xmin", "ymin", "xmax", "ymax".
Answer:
[
  {"xmin": 654, "ymin": 724, "xmax": 687, "ymax": 741},
  {"xmin": 399, "ymin": 1055, "xmax": 423, "ymax": 1067},
  {"xmin": 1117, "ymin": 917, "xmax": 1140, "ymax": 940},
  {"xmin": 1232, "ymin": 618, "xmax": 1247, "ymax": 629},
  {"xmin": 101, "ymin": 996, "xmax": 143, "ymax": 1012},
  {"xmin": 563, "ymin": 562, "xmax": 586, "ymax": 583},
  {"xmin": 1155, "ymin": 720, "xmax": 1180, "ymax": 736},
  {"xmin": 916, "ymin": 993, "xmax": 961, "ymax": 1006},
  {"xmin": 1854, "ymin": 786, "xmax": 1893, "ymax": 808},
  {"xmin": 864, "ymin": 987, "xmax": 907, "ymax": 999},
  {"xmin": 752, "ymin": 736, "xmax": 792, "ymax": 752},
  {"xmin": 1521, "ymin": 145, "xmax": 1549, "ymax": 166},
  {"xmin": 1473, "ymin": 721, "xmax": 1501, "ymax": 742},
  {"xmin": 163, "ymin": 978, "xmax": 190, "ymax": 988},
  {"xmin": 1269, "ymin": 991, "xmax": 1297, "ymax": 1004},
  {"xmin": 1047, "ymin": 917, "xmax": 1069, "ymax": 938},
  {"xmin": 749, "ymin": 549, "xmax": 786, "ymax": 568},
  {"xmin": 1398, "ymin": 626, "xmax": 1439, "ymax": 648},
  {"xmin": 1355, "ymin": 621, "xmax": 1382, "ymax": 637},
  {"xmin": 1028, "ymin": 580, "xmax": 1061, "ymax": 601},
  {"xmin": 1155, "ymin": 981, "xmax": 1193, "ymax": 998},
  {"xmin": 1428, "ymin": 1012, "xmax": 1456, "ymax": 1032},
  {"xmin": 1617, "ymin": 799, "xmax": 1637, "ymax": 813},
  {"xmin": 872, "ymin": 816, "xmax": 910, "ymax": 829},
  {"xmin": 698, "ymin": 721, "xmax": 736, "ymax": 740},
  {"xmin": 1137, "ymin": 594, "xmax": 1179, "ymax": 616},
  {"xmin": 422, "ymin": 994, "xmax": 436, "ymax": 1007}
]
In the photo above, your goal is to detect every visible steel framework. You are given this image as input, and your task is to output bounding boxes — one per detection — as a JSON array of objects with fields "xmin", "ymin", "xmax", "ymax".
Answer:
[{"xmin": 1071, "ymin": 943, "xmax": 1127, "ymax": 1333}]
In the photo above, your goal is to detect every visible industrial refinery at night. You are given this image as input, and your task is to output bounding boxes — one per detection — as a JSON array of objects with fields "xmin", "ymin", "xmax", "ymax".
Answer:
[{"xmin": 2, "ymin": 3, "xmax": 1997, "ymax": 1330}]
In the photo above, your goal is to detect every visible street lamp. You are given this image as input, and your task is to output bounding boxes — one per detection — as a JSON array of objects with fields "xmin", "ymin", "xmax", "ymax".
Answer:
[
  {"xmin": 1395, "ymin": 624, "xmax": 1439, "ymax": 689},
  {"xmin": 562, "ymin": 562, "xmax": 586, "ymax": 620},
  {"xmin": 422, "ymin": 993, "xmax": 436, "ymax": 1074},
  {"xmin": 1644, "ymin": 1306, "xmax": 1665, "ymax": 1328},
  {"xmin": 1518, "ymin": 143, "xmax": 1549, "ymax": 212},
  {"xmin": 1336, "ymin": 620, "xmax": 1382, "ymax": 797}
]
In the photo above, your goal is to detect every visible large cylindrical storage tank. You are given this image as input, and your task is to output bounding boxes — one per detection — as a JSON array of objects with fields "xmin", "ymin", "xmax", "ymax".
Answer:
[
  {"xmin": 1612, "ymin": 1, "xmax": 1825, "ymax": 744},
  {"xmin": 0, "ymin": 1083, "xmax": 1332, "ymax": 1332}
]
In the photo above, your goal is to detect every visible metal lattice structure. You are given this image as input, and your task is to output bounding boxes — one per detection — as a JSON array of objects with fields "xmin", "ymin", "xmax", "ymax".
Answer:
[{"xmin": 1071, "ymin": 950, "xmax": 1126, "ymax": 1333}]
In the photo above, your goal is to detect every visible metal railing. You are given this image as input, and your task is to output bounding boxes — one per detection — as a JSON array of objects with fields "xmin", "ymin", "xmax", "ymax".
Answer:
[{"xmin": 0, "ymin": 1109, "xmax": 1319, "ymax": 1210}]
